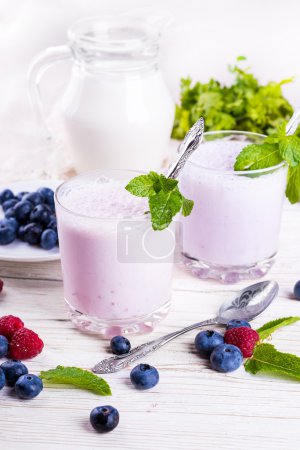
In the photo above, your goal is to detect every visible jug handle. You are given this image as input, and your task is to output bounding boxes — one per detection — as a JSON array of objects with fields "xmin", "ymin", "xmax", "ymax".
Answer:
[{"xmin": 27, "ymin": 45, "xmax": 72, "ymax": 141}]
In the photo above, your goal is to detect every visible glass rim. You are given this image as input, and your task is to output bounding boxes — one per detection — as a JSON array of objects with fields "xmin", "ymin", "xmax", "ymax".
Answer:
[
  {"xmin": 186, "ymin": 130, "xmax": 286, "ymax": 175},
  {"xmin": 55, "ymin": 169, "xmax": 149, "ymax": 221}
]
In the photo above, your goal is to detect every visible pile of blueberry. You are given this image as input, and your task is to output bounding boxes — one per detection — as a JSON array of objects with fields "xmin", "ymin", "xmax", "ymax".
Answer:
[{"xmin": 0, "ymin": 187, "xmax": 58, "ymax": 250}]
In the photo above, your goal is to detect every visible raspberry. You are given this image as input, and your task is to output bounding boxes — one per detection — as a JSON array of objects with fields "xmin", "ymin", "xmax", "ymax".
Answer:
[
  {"xmin": 10, "ymin": 328, "xmax": 44, "ymax": 360},
  {"xmin": 224, "ymin": 326, "xmax": 259, "ymax": 358},
  {"xmin": 0, "ymin": 315, "xmax": 24, "ymax": 340}
]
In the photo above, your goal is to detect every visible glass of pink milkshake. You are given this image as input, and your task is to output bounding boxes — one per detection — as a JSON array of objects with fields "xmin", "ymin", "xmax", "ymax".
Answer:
[
  {"xmin": 179, "ymin": 131, "xmax": 287, "ymax": 283},
  {"xmin": 55, "ymin": 170, "xmax": 175, "ymax": 337}
]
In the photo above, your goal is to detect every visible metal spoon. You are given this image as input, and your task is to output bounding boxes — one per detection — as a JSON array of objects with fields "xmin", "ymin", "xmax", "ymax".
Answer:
[
  {"xmin": 92, "ymin": 280, "xmax": 278, "ymax": 374},
  {"xmin": 286, "ymin": 108, "xmax": 300, "ymax": 135}
]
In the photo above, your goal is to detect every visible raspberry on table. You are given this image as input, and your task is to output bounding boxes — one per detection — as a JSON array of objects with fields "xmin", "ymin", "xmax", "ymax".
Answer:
[
  {"xmin": 224, "ymin": 326, "xmax": 259, "ymax": 358},
  {"xmin": 10, "ymin": 328, "xmax": 44, "ymax": 360},
  {"xmin": 0, "ymin": 315, "xmax": 24, "ymax": 340}
]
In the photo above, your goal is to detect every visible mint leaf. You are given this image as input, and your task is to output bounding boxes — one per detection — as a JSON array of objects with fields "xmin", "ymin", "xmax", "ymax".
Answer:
[
  {"xmin": 245, "ymin": 343, "xmax": 300, "ymax": 381},
  {"xmin": 278, "ymin": 135, "xmax": 300, "ymax": 167},
  {"xmin": 40, "ymin": 366, "xmax": 111, "ymax": 396},
  {"xmin": 234, "ymin": 143, "xmax": 283, "ymax": 171},
  {"xmin": 286, "ymin": 165, "xmax": 300, "ymax": 203},
  {"xmin": 256, "ymin": 316, "xmax": 300, "ymax": 340},
  {"xmin": 181, "ymin": 196, "xmax": 194, "ymax": 217},
  {"xmin": 125, "ymin": 174, "xmax": 157, "ymax": 197},
  {"xmin": 149, "ymin": 188, "xmax": 182, "ymax": 230}
]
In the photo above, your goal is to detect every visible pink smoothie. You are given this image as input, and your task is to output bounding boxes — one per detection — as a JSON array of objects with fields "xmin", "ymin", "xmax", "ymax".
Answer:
[
  {"xmin": 180, "ymin": 138, "xmax": 287, "ymax": 267},
  {"xmin": 56, "ymin": 176, "xmax": 174, "ymax": 325}
]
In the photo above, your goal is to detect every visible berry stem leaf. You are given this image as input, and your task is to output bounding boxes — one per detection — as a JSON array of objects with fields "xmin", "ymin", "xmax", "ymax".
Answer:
[
  {"xmin": 245, "ymin": 343, "xmax": 300, "ymax": 381},
  {"xmin": 256, "ymin": 316, "xmax": 300, "ymax": 340},
  {"xmin": 40, "ymin": 366, "xmax": 112, "ymax": 396}
]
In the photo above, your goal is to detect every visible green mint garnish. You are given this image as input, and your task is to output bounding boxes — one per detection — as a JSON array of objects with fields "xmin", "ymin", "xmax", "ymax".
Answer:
[
  {"xmin": 256, "ymin": 316, "xmax": 300, "ymax": 340},
  {"xmin": 40, "ymin": 366, "xmax": 112, "ymax": 396},
  {"xmin": 234, "ymin": 127, "xmax": 300, "ymax": 204},
  {"xmin": 126, "ymin": 172, "xmax": 194, "ymax": 230},
  {"xmin": 245, "ymin": 343, "xmax": 300, "ymax": 381}
]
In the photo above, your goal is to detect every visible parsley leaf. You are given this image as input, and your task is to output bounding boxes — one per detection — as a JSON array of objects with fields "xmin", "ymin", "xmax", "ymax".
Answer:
[{"xmin": 126, "ymin": 172, "xmax": 194, "ymax": 230}]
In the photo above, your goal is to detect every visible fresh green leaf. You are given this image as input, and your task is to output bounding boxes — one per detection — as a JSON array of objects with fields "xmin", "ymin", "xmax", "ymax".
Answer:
[
  {"xmin": 279, "ymin": 135, "xmax": 300, "ymax": 167},
  {"xmin": 245, "ymin": 344, "xmax": 300, "ymax": 381},
  {"xmin": 286, "ymin": 165, "xmax": 300, "ymax": 204},
  {"xmin": 40, "ymin": 366, "xmax": 112, "ymax": 396},
  {"xmin": 181, "ymin": 196, "xmax": 194, "ymax": 217},
  {"xmin": 125, "ymin": 174, "xmax": 157, "ymax": 197},
  {"xmin": 237, "ymin": 55, "xmax": 247, "ymax": 61},
  {"xmin": 256, "ymin": 316, "xmax": 300, "ymax": 340},
  {"xmin": 149, "ymin": 188, "xmax": 182, "ymax": 230},
  {"xmin": 234, "ymin": 143, "xmax": 283, "ymax": 171}
]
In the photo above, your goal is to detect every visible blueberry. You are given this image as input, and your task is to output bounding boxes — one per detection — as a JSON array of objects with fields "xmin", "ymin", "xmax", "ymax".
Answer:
[
  {"xmin": 37, "ymin": 187, "xmax": 54, "ymax": 206},
  {"xmin": 23, "ymin": 192, "xmax": 44, "ymax": 206},
  {"xmin": 30, "ymin": 204, "xmax": 51, "ymax": 226},
  {"xmin": 1, "ymin": 360, "xmax": 28, "ymax": 386},
  {"xmin": 16, "ymin": 191, "xmax": 29, "ymax": 201},
  {"xmin": 110, "ymin": 335, "xmax": 131, "ymax": 355},
  {"xmin": 226, "ymin": 320, "xmax": 251, "ymax": 330},
  {"xmin": 0, "ymin": 221, "xmax": 16, "ymax": 245},
  {"xmin": 3, "ymin": 217, "xmax": 19, "ymax": 232},
  {"xmin": 0, "ymin": 335, "xmax": 9, "ymax": 357},
  {"xmin": 2, "ymin": 198, "xmax": 18, "ymax": 211},
  {"xmin": 14, "ymin": 201, "xmax": 33, "ymax": 224},
  {"xmin": 90, "ymin": 405, "xmax": 119, "ymax": 433},
  {"xmin": 47, "ymin": 216, "xmax": 57, "ymax": 232},
  {"xmin": 210, "ymin": 344, "xmax": 243, "ymax": 373},
  {"xmin": 15, "ymin": 374, "xmax": 43, "ymax": 399},
  {"xmin": 4, "ymin": 207, "xmax": 16, "ymax": 219},
  {"xmin": 194, "ymin": 330, "xmax": 224, "ymax": 357},
  {"xmin": 17, "ymin": 224, "xmax": 26, "ymax": 241},
  {"xmin": 23, "ymin": 223, "xmax": 43, "ymax": 245},
  {"xmin": 294, "ymin": 281, "xmax": 300, "ymax": 300},
  {"xmin": 40, "ymin": 229, "xmax": 58, "ymax": 250},
  {"xmin": 0, "ymin": 189, "xmax": 14, "ymax": 204},
  {"xmin": 130, "ymin": 363, "xmax": 159, "ymax": 390},
  {"xmin": 0, "ymin": 368, "xmax": 5, "ymax": 389}
]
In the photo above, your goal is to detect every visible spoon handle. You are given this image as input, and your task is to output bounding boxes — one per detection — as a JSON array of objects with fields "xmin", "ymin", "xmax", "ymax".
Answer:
[
  {"xmin": 92, "ymin": 318, "xmax": 218, "ymax": 374},
  {"xmin": 286, "ymin": 108, "xmax": 300, "ymax": 135}
]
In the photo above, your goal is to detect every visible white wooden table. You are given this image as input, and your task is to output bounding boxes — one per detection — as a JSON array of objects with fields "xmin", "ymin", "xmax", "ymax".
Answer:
[{"xmin": 1, "ymin": 202, "xmax": 300, "ymax": 450}]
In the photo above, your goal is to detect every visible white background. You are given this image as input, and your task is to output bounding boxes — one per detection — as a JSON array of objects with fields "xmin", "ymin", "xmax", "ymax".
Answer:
[{"xmin": 0, "ymin": 0, "xmax": 300, "ymax": 179}]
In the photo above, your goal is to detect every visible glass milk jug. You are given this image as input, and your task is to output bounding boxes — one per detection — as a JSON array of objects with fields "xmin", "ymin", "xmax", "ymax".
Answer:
[{"xmin": 28, "ymin": 12, "xmax": 174, "ymax": 171}]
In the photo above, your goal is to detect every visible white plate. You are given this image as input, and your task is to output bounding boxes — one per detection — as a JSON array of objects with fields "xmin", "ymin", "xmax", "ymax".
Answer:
[{"xmin": 0, "ymin": 179, "xmax": 63, "ymax": 262}]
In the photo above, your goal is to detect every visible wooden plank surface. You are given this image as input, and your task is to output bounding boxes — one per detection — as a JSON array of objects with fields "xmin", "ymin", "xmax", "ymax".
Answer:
[{"xmin": 0, "ymin": 203, "xmax": 300, "ymax": 450}]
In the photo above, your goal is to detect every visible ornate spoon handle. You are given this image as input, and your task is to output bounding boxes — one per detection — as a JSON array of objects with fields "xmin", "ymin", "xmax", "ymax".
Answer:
[{"xmin": 92, "ymin": 318, "xmax": 218, "ymax": 374}]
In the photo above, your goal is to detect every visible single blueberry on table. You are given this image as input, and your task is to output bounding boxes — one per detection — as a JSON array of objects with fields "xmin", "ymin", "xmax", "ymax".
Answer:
[
  {"xmin": 0, "ymin": 335, "xmax": 9, "ymax": 357},
  {"xmin": 110, "ymin": 335, "xmax": 131, "ymax": 355},
  {"xmin": 23, "ymin": 223, "xmax": 43, "ymax": 245},
  {"xmin": 194, "ymin": 330, "xmax": 224, "ymax": 357},
  {"xmin": 90, "ymin": 405, "xmax": 119, "ymax": 432},
  {"xmin": 14, "ymin": 201, "xmax": 33, "ymax": 224},
  {"xmin": 0, "ymin": 367, "xmax": 5, "ymax": 390},
  {"xmin": 3, "ymin": 217, "xmax": 19, "ymax": 232},
  {"xmin": 30, "ymin": 204, "xmax": 51, "ymax": 226},
  {"xmin": 37, "ymin": 187, "xmax": 54, "ymax": 206},
  {"xmin": 226, "ymin": 320, "xmax": 252, "ymax": 330},
  {"xmin": 1, "ymin": 360, "xmax": 28, "ymax": 386},
  {"xmin": 294, "ymin": 281, "xmax": 300, "ymax": 300},
  {"xmin": 15, "ymin": 374, "xmax": 43, "ymax": 399},
  {"xmin": 2, "ymin": 198, "xmax": 18, "ymax": 211},
  {"xmin": 23, "ymin": 192, "xmax": 44, "ymax": 206},
  {"xmin": 0, "ymin": 221, "xmax": 16, "ymax": 245},
  {"xmin": 0, "ymin": 189, "xmax": 14, "ymax": 204},
  {"xmin": 210, "ymin": 344, "xmax": 243, "ymax": 373},
  {"xmin": 130, "ymin": 363, "xmax": 159, "ymax": 390},
  {"xmin": 40, "ymin": 229, "xmax": 58, "ymax": 250},
  {"xmin": 16, "ymin": 191, "xmax": 29, "ymax": 201}
]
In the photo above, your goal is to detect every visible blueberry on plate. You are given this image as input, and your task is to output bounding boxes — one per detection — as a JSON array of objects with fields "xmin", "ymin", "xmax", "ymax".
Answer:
[
  {"xmin": 0, "ymin": 189, "xmax": 14, "ymax": 204},
  {"xmin": 14, "ymin": 201, "xmax": 33, "ymax": 224},
  {"xmin": 210, "ymin": 344, "xmax": 243, "ymax": 373},
  {"xmin": 90, "ymin": 405, "xmax": 119, "ymax": 433},
  {"xmin": 1, "ymin": 360, "xmax": 28, "ymax": 386},
  {"xmin": 16, "ymin": 191, "xmax": 29, "ymax": 201},
  {"xmin": 226, "ymin": 320, "xmax": 251, "ymax": 330},
  {"xmin": 23, "ymin": 192, "xmax": 44, "ymax": 206},
  {"xmin": 0, "ymin": 221, "xmax": 16, "ymax": 245},
  {"xmin": 0, "ymin": 368, "xmax": 5, "ymax": 390},
  {"xmin": 194, "ymin": 330, "xmax": 224, "ymax": 357},
  {"xmin": 23, "ymin": 223, "xmax": 43, "ymax": 245},
  {"xmin": 17, "ymin": 224, "xmax": 26, "ymax": 241},
  {"xmin": 4, "ymin": 207, "xmax": 16, "ymax": 220},
  {"xmin": 47, "ymin": 216, "xmax": 57, "ymax": 232},
  {"xmin": 15, "ymin": 374, "xmax": 43, "ymax": 399},
  {"xmin": 0, "ymin": 335, "xmax": 9, "ymax": 358},
  {"xmin": 294, "ymin": 281, "xmax": 300, "ymax": 300},
  {"xmin": 130, "ymin": 363, "xmax": 159, "ymax": 390},
  {"xmin": 37, "ymin": 187, "xmax": 54, "ymax": 206},
  {"xmin": 3, "ymin": 217, "xmax": 19, "ymax": 232},
  {"xmin": 2, "ymin": 198, "xmax": 18, "ymax": 211},
  {"xmin": 30, "ymin": 204, "xmax": 51, "ymax": 226},
  {"xmin": 110, "ymin": 335, "xmax": 131, "ymax": 355},
  {"xmin": 40, "ymin": 229, "xmax": 58, "ymax": 250}
]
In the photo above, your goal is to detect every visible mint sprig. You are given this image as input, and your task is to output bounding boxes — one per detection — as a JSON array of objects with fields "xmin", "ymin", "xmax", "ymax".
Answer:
[
  {"xmin": 256, "ymin": 316, "xmax": 300, "ymax": 340},
  {"xmin": 126, "ymin": 172, "xmax": 194, "ymax": 230},
  {"xmin": 234, "ymin": 127, "xmax": 300, "ymax": 203},
  {"xmin": 40, "ymin": 366, "xmax": 112, "ymax": 396}
]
